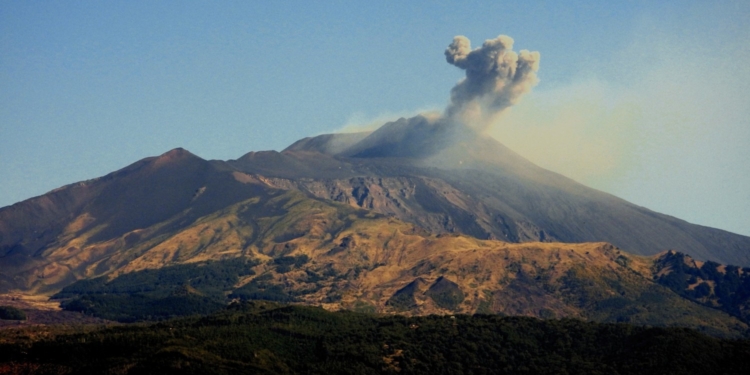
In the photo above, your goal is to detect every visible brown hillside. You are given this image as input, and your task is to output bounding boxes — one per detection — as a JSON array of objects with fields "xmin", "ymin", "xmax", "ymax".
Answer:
[{"xmin": 6, "ymin": 175, "xmax": 743, "ymax": 335}]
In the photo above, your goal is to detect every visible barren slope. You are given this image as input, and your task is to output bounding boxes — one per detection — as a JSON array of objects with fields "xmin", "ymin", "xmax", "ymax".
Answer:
[{"xmin": 228, "ymin": 117, "xmax": 750, "ymax": 266}]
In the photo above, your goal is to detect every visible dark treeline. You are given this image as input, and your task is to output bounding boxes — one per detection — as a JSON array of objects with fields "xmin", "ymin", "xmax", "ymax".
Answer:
[
  {"xmin": 0, "ymin": 306, "xmax": 26, "ymax": 321},
  {"xmin": 53, "ymin": 258, "xmax": 259, "ymax": 322},
  {"xmin": 1, "ymin": 301, "xmax": 749, "ymax": 374}
]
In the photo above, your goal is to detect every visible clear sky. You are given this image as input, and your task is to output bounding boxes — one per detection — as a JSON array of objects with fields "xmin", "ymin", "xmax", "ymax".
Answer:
[{"xmin": 1, "ymin": 1, "xmax": 748, "ymax": 236}]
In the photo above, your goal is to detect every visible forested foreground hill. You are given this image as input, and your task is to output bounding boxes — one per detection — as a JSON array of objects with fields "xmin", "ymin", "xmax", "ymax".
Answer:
[{"xmin": 1, "ymin": 302, "xmax": 749, "ymax": 375}]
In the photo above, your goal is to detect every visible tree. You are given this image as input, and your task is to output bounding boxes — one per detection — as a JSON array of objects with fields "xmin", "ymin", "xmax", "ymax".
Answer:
[{"xmin": 0, "ymin": 305, "xmax": 27, "ymax": 320}]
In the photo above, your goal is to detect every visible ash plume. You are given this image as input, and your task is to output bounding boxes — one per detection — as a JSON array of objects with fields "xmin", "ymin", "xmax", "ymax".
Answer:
[
  {"xmin": 444, "ymin": 34, "xmax": 540, "ymax": 129},
  {"xmin": 333, "ymin": 34, "xmax": 541, "ymax": 160}
]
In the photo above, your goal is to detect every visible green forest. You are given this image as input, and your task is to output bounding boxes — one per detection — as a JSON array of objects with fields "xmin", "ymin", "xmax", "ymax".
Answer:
[
  {"xmin": 0, "ymin": 306, "xmax": 25, "ymax": 321},
  {"xmin": 1, "ymin": 301, "xmax": 749, "ymax": 374},
  {"xmin": 53, "ymin": 258, "xmax": 259, "ymax": 322}
]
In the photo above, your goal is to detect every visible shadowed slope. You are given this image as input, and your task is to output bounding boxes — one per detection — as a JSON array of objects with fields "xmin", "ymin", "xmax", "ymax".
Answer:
[{"xmin": 0, "ymin": 149, "xmax": 277, "ymax": 293}]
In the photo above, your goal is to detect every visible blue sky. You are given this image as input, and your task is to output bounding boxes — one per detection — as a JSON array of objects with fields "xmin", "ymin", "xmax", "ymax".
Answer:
[{"xmin": 1, "ymin": 1, "xmax": 749, "ymax": 236}]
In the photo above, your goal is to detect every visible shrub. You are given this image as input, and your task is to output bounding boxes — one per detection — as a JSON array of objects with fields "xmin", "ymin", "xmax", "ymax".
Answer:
[{"xmin": 0, "ymin": 305, "xmax": 27, "ymax": 320}]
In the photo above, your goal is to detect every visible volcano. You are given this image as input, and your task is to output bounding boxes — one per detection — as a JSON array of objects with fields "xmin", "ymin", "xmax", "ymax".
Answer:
[
  {"xmin": 1, "ymin": 116, "xmax": 749, "ymax": 293},
  {"xmin": 2, "ymin": 116, "xmax": 750, "ymax": 335}
]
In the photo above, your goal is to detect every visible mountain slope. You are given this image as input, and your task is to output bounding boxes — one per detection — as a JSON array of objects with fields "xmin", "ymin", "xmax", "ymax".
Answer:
[
  {"xmin": 228, "ymin": 116, "xmax": 750, "ymax": 266},
  {"xmin": 0, "ymin": 148, "xmax": 280, "ymax": 293},
  {"xmin": 1, "ymin": 144, "xmax": 748, "ymax": 335},
  {"xmin": 52, "ymin": 206, "xmax": 750, "ymax": 336}
]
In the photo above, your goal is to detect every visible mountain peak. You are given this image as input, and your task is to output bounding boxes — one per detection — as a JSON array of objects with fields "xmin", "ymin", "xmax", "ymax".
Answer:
[
  {"xmin": 146, "ymin": 147, "xmax": 201, "ymax": 168},
  {"xmin": 156, "ymin": 147, "xmax": 196, "ymax": 160},
  {"xmin": 337, "ymin": 115, "xmax": 456, "ymax": 159}
]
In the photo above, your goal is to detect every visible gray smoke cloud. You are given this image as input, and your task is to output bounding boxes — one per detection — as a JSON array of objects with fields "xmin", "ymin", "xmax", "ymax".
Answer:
[
  {"xmin": 330, "ymin": 34, "xmax": 541, "ymax": 159},
  {"xmin": 444, "ymin": 35, "xmax": 540, "ymax": 128}
]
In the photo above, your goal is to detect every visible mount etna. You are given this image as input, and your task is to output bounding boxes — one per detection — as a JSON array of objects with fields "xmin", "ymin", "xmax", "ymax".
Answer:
[
  {"xmin": 1, "ymin": 114, "xmax": 750, "ymax": 337},
  {"xmin": 2, "ymin": 34, "xmax": 750, "ymax": 343}
]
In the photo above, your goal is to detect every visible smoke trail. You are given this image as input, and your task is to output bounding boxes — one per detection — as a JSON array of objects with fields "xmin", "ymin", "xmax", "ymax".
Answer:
[
  {"xmin": 444, "ymin": 35, "xmax": 540, "ymax": 129},
  {"xmin": 332, "ymin": 34, "xmax": 541, "ymax": 159}
]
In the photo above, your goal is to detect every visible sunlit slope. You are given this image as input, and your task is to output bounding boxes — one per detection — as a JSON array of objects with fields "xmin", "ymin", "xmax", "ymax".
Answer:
[{"xmin": 231, "ymin": 217, "xmax": 747, "ymax": 337}]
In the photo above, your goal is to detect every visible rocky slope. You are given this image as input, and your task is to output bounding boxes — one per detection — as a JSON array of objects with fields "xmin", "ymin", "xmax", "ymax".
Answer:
[{"xmin": 230, "ymin": 116, "xmax": 750, "ymax": 265}]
